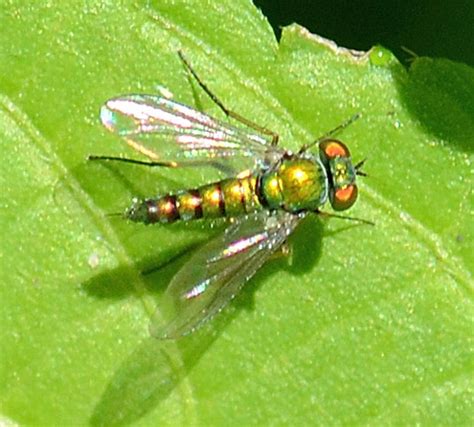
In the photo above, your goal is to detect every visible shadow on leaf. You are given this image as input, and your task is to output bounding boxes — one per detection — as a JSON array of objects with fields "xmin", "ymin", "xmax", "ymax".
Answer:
[
  {"xmin": 394, "ymin": 57, "xmax": 474, "ymax": 153},
  {"xmin": 89, "ymin": 329, "xmax": 219, "ymax": 426},
  {"xmin": 87, "ymin": 215, "xmax": 326, "ymax": 425},
  {"xmin": 82, "ymin": 242, "xmax": 205, "ymax": 300},
  {"xmin": 233, "ymin": 214, "xmax": 324, "ymax": 310}
]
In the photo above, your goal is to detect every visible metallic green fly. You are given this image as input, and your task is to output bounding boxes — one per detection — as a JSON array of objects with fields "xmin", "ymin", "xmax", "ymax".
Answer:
[{"xmin": 90, "ymin": 52, "xmax": 370, "ymax": 339}]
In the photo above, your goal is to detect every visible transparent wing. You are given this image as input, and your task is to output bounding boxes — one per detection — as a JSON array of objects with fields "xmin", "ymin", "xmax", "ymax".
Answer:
[
  {"xmin": 151, "ymin": 210, "xmax": 304, "ymax": 339},
  {"xmin": 101, "ymin": 95, "xmax": 284, "ymax": 175}
]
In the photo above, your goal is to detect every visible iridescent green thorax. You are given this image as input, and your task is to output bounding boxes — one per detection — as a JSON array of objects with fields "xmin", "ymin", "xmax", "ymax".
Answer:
[{"xmin": 260, "ymin": 158, "xmax": 327, "ymax": 213}]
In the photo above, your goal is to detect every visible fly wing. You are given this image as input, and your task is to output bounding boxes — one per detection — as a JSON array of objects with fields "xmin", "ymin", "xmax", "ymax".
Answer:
[
  {"xmin": 101, "ymin": 95, "xmax": 284, "ymax": 175},
  {"xmin": 151, "ymin": 210, "xmax": 304, "ymax": 339}
]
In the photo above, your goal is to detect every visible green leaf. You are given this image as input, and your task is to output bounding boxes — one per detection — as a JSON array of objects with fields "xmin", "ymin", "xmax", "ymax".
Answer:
[{"xmin": 1, "ymin": 1, "xmax": 472, "ymax": 425}]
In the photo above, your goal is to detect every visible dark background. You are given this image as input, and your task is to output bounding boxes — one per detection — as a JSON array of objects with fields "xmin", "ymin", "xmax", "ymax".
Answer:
[{"xmin": 254, "ymin": 0, "xmax": 474, "ymax": 66}]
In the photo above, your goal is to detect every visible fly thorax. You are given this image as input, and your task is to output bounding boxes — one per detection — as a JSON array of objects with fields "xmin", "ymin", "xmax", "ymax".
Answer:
[{"xmin": 260, "ymin": 158, "xmax": 327, "ymax": 213}]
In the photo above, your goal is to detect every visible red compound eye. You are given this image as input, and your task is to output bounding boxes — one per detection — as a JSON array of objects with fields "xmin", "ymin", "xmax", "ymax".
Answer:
[
  {"xmin": 331, "ymin": 184, "xmax": 358, "ymax": 211},
  {"xmin": 320, "ymin": 139, "xmax": 351, "ymax": 159}
]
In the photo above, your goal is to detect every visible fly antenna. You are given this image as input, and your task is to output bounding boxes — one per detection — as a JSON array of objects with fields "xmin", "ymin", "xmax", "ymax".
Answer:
[
  {"xmin": 354, "ymin": 158, "xmax": 368, "ymax": 177},
  {"xmin": 298, "ymin": 113, "xmax": 361, "ymax": 154}
]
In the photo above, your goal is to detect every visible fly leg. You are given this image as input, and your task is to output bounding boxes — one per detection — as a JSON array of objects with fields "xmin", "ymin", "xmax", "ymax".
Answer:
[
  {"xmin": 88, "ymin": 155, "xmax": 237, "ymax": 178},
  {"xmin": 87, "ymin": 155, "xmax": 177, "ymax": 168},
  {"xmin": 315, "ymin": 209, "xmax": 375, "ymax": 226},
  {"xmin": 269, "ymin": 241, "xmax": 294, "ymax": 266},
  {"xmin": 178, "ymin": 51, "xmax": 280, "ymax": 146}
]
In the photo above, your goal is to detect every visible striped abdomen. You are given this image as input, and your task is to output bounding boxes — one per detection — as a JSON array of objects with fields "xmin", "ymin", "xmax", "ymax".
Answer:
[{"xmin": 126, "ymin": 176, "xmax": 263, "ymax": 224}]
